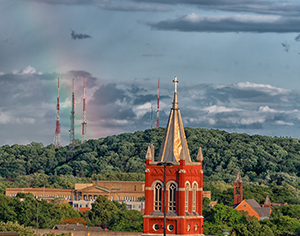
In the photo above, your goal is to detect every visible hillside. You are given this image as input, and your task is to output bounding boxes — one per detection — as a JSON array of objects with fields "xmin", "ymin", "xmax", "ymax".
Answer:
[{"xmin": 1, "ymin": 127, "xmax": 300, "ymax": 187}]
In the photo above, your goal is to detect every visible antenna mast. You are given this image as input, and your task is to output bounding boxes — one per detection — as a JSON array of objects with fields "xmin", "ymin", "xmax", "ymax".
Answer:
[
  {"xmin": 150, "ymin": 103, "xmax": 153, "ymax": 128},
  {"xmin": 54, "ymin": 78, "xmax": 61, "ymax": 147},
  {"xmin": 69, "ymin": 79, "xmax": 75, "ymax": 150},
  {"xmin": 82, "ymin": 77, "xmax": 87, "ymax": 143},
  {"xmin": 156, "ymin": 78, "xmax": 160, "ymax": 128}
]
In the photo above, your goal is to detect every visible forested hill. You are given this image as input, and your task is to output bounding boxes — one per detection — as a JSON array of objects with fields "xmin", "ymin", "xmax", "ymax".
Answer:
[{"xmin": 1, "ymin": 127, "xmax": 300, "ymax": 187}]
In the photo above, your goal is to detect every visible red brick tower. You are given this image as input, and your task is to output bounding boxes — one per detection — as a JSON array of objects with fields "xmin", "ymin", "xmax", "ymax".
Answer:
[
  {"xmin": 234, "ymin": 171, "xmax": 243, "ymax": 206},
  {"xmin": 143, "ymin": 77, "xmax": 204, "ymax": 236}
]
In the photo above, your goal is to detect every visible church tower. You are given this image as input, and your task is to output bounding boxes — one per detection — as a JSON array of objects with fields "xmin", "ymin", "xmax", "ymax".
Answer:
[
  {"xmin": 234, "ymin": 171, "xmax": 243, "ymax": 206},
  {"xmin": 143, "ymin": 77, "xmax": 204, "ymax": 235}
]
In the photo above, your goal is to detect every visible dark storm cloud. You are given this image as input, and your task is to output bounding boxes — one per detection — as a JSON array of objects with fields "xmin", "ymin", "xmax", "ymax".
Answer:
[
  {"xmin": 89, "ymin": 83, "xmax": 128, "ymax": 105},
  {"xmin": 66, "ymin": 70, "xmax": 97, "ymax": 88},
  {"xmin": 98, "ymin": 2, "xmax": 171, "ymax": 12},
  {"xmin": 128, "ymin": 84, "xmax": 147, "ymax": 94},
  {"xmin": 146, "ymin": 15, "xmax": 300, "ymax": 33},
  {"xmin": 134, "ymin": 0, "xmax": 300, "ymax": 17},
  {"xmin": 0, "ymin": 72, "xmax": 55, "ymax": 107},
  {"xmin": 133, "ymin": 94, "xmax": 157, "ymax": 105},
  {"xmin": 3, "ymin": 66, "xmax": 300, "ymax": 146},
  {"xmin": 21, "ymin": 0, "xmax": 171, "ymax": 12},
  {"xmin": 71, "ymin": 30, "xmax": 91, "ymax": 40}
]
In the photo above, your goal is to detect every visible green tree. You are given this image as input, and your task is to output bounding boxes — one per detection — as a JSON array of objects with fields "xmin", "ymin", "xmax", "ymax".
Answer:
[
  {"xmin": 0, "ymin": 221, "xmax": 35, "ymax": 236},
  {"xmin": 88, "ymin": 196, "xmax": 118, "ymax": 225},
  {"xmin": 234, "ymin": 221, "xmax": 274, "ymax": 236},
  {"xmin": 108, "ymin": 210, "xmax": 143, "ymax": 232},
  {"xmin": 205, "ymin": 204, "xmax": 246, "ymax": 227}
]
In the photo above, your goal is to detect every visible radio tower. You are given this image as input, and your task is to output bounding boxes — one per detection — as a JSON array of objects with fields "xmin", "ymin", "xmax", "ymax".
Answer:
[
  {"xmin": 54, "ymin": 78, "xmax": 61, "ymax": 147},
  {"xmin": 69, "ymin": 79, "xmax": 75, "ymax": 150},
  {"xmin": 150, "ymin": 103, "xmax": 153, "ymax": 128},
  {"xmin": 82, "ymin": 77, "xmax": 87, "ymax": 143},
  {"xmin": 156, "ymin": 78, "xmax": 160, "ymax": 128}
]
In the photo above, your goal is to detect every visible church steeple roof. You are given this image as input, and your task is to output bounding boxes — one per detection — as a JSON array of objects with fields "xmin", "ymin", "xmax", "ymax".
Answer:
[
  {"xmin": 264, "ymin": 194, "xmax": 271, "ymax": 205},
  {"xmin": 235, "ymin": 171, "xmax": 243, "ymax": 183},
  {"xmin": 158, "ymin": 76, "xmax": 191, "ymax": 162}
]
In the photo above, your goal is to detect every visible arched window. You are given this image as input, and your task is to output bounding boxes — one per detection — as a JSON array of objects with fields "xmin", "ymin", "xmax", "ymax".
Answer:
[
  {"xmin": 192, "ymin": 183, "xmax": 197, "ymax": 212},
  {"xmin": 185, "ymin": 183, "xmax": 190, "ymax": 212},
  {"xmin": 154, "ymin": 182, "xmax": 162, "ymax": 211},
  {"xmin": 169, "ymin": 183, "xmax": 176, "ymax": 212}
]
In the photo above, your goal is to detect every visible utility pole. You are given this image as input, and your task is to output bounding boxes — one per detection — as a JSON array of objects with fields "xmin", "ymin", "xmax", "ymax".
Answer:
[{"xmin": 36, "ymin": 200, "xmax": 39, "ymax": 234}]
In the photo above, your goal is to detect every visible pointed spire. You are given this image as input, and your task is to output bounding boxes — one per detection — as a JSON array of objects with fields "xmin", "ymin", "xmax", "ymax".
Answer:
[
  {"xmin": 264, "ymin": 194, "xmax": 271, "ymax": 205},
  {"xmin": 172, "ymin": 76, "xmax": 179, "ymax": 109},
  {"xmin": 235, "ymin": 171, "xmax": 243, "ymax": 183},
  {"xmin": 197, "ymin": 147, "xmax": 203, "ymax": 161},
  {"xmin": 146, "ymin": 145, "xmax": 154, "ymax": 161},
  {"xmin": 150, "ymin": 144, "xmax": 155, "ymax": 160},
  {"xmin": 158, "ymin": 77, "xmax": 191, "ymax": 162}
]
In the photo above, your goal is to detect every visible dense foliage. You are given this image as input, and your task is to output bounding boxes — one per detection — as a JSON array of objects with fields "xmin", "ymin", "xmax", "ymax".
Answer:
[
  {"xmin": 88, "ymin": 196, "xmax": 143, "ymax": 232},
  {"xmin": 2, "ymin": 128, "xmax": 300, "ymax": 235},
  {"xmin": 204, "ymin": 181, "xmax": 300, "ymax": 206},
  {"xmin": 0, "ymin": 193, "xmax": 80, "ymax": 229},
  {"xmin": 1, "ymin": 127, "xmax": 300, "ymax": 187},
  {"xmin": 0, "ymin": 221, "xmax": 71, "ymax": 236}
]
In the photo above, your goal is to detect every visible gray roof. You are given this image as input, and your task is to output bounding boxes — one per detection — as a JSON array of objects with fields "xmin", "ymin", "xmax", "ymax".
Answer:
[
  {"xmin": 54, "ymin": 225, "xmax": 103, "ymax": 231},
  {"xmin": 245, "ymin": 199, "xmax": 271, "ymax": 218}
]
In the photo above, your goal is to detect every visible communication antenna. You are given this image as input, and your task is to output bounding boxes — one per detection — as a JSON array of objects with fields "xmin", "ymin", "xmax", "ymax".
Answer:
[
  {"xmin": 150, "ymin": 103, "xmax": 153, "ymax": 128},
  {"xmin": 156, "ymin": 78, "xmax": 160, "ymax": 128},
  {"xmin": 69, "ymin": 79, "xmax": 75, "ymax": 150},
  {"xmin": 54, "ymin": 78, "xmax": 61, "ymax": 147},
  {"xmin": 82, "ymin": 77, "xmax": 87, "ymax": 143}
]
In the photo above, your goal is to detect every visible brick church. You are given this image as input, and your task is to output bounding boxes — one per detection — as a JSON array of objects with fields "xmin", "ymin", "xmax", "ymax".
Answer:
[
  {"xmin": 233, "ymin": 171, "xmax": 271, "ymax": 220},
  {"xmin": 143, "ymin": 77, "xmax": 204, "ymax": 235}
]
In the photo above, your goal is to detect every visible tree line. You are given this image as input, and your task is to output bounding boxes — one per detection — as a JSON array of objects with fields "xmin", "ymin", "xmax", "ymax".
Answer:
[{"xmin": 1, "ymin": 127, "xmax": 300, "ymax": 187}]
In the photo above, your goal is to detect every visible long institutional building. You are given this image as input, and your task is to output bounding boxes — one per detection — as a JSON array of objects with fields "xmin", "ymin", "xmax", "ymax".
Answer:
[{"xmin": 6, "ymin": 180, "xmax": 210, "ymax": 211}]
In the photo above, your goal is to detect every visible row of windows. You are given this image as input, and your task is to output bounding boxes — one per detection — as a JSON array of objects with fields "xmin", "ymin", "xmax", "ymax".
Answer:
[
  {"xmin": 10, "ymin": 194, "xmax": 71, "ymax": 199},
  {"xmin": 154, "ymin": 182, "xmax": 198, "ymax": 213},
  {"xmin": 112, "ymin": 196, "xmax": 138, "ymax": 201},
  {"xmin": 75, "ymin": 195, "xmax": 97, "ymax": 201}
]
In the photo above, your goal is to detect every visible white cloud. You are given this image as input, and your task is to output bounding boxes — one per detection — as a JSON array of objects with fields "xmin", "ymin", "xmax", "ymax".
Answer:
[
  {"xmin": 184, "ymin": 14, "xmax": 280, "ymax": 23},
  {"xmin": 275, "ymin": 120, "xmax": 294, "ymax": 126},
  {"xmin": 258, "ymin": 106, "xmax": 277, "ymax": 113},
  {"xmin": 12, "ymin": 66, "xmax": 42, "ymax": 75},
  {"xmin": 203, "ymin": 105, "xmax": 241, "ymax": 113},
  {"xmin": 240, "ymin": 117, "xmax": 266, "ymax": 125},
  {"xmin": 235, "ymin": 82, "xmax": 289, "ymax": 95}
]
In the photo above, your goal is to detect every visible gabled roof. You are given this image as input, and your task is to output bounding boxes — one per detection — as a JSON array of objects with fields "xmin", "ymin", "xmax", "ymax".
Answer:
[
  {"xmin": 245, "ymin": 199, "xmax": 271, "ymax": 218},
  {"xmin": 79, "ymin": 185, "xmax": 111, "ymax": 193},
  {"xmin": 158, "ymin": 77, "xmax": 191, "ymax": 162}
]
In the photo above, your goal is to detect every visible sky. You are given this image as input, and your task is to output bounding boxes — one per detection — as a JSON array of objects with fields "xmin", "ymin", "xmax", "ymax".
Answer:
[{"xmin": 2, "ymin": 0, "xmax": 300, "ymax": 146}]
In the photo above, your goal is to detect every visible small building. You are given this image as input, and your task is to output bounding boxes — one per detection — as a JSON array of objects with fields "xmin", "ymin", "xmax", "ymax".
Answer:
[{"xmin": 233, "ymin": 171, "xmax": 271, "ymax": 220}]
